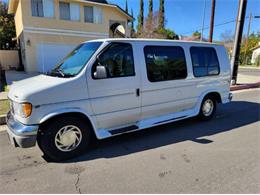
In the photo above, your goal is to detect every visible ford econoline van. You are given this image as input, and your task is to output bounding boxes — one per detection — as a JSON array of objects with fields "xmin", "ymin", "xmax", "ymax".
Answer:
[{"xmin": 6, "ymin": 39, "xmax": 232, "ymax": 161}]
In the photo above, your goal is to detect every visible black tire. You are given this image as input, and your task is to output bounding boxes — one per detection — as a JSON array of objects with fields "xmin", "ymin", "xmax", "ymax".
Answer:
[
  {"xmin": 198, "ymin": 96, "xmax": 217, "ymax": 121},
  {"xmin": 38, "ymin": 116, "xmax": 91, "ymax": 161}
]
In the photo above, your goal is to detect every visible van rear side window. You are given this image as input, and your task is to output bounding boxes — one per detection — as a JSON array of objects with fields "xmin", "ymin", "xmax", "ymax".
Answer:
[
  {"xmin": 144, "ymin": 46, "xmax": 187, "ymax": 82},
  {"xmin": 190, "ymin": 47, "xmax": 220, "ymax": 77}
]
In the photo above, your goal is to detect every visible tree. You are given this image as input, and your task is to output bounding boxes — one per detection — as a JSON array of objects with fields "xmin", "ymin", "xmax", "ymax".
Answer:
[
  {"xmin": 192, "ymin": 31, "xmax": 201, "ymax": 39},
  {"xmin": 137, "ymin": 0, "xmax": 144, "ymax": 34},
  {"xmin": 0, "ymin": 2, "xmax": 16, "ymax": 50},
  {"xmin": 220, "ymin": 30, "xmax": 234, "ymax": 56},
  {"xmin": 139, "ymin": 11, "xmax": 177, "ymax": 40},
  {"xmin": 130, "ymin": 9, "xmax": 135, "ymax": 37},
  {"xmin": 145, "ymin": 0, "xmax": 153, "ymax": 35},
  {"xmin": 220, "ymin": 30, "xmax": 234, "ymax": 43},
  {"xmin": 148, "ymin": 0, "xmax": 153, "ymax": 21},
  {"xmin": 158, "ymin": 0, "xmax": 165, "ymax": 30},
  {"xmin": 156, "ymin": 28, "xmax": 177, "ymax": 39},
  {"xmin": 125, "ymin": 0, "xmax": 128, "ymax": 14},
  {"xmin": 240, "ymin": 32, "xmax": 260, "ymax": 65}
]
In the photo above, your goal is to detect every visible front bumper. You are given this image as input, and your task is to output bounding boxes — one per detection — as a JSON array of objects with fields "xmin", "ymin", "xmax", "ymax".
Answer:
[{"xmin": 6, "ymin": 112, "xmax": 39, "ymax": 148}]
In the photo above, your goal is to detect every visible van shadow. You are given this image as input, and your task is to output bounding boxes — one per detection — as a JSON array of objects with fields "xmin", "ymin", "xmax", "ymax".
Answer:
[{"xmin": 55, "ymin": 100, "xmax": 260, "ymax": 163}]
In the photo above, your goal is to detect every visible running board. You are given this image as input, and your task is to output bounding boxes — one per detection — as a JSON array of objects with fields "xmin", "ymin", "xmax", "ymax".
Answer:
[
  {"xmin": 108, "ymin": 116, "xmax": 187, "ymax": 136},
  {"xmin": 154, "ymin": 115, "xmax": 187, "ymax": 125},
  {"xmin": 109, "ymin": 125, "xmax": 139, "ymax": 135}
]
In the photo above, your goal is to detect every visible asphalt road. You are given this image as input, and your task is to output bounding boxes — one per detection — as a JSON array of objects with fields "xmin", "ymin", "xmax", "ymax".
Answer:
[
  {"xmin": 239, "ymin": 67, "xmax": 260, "ymax": 77},
  {"xmin": 0, "ymin": 88, "xmax": 259, "ymax": 193}
]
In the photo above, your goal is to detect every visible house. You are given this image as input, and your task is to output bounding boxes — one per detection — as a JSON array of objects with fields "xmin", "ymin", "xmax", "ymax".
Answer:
[
  {"xmin": 179, "ymin": 35, "xmax": 201, "ymax": 42},
  {"xmin": 8, "ymin": 0, "xmax": 133, "ymax": 72},
  {"xmin": 251, "ymin": 42, "xmax": 260, "ymax": 65}
]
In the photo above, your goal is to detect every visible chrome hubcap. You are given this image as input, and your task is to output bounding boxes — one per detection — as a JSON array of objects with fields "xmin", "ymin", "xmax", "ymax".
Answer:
[
  {"xmin": 55, "ymin": 125, "xmax": 82, "ymax": 152},
  {"xmin": 202, "ymin": 99, "xmax": 214, "ymax": 116}
]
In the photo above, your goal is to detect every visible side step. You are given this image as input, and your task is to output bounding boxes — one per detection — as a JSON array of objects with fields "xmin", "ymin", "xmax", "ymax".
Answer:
[
  {"xmin": 109, "ymin": 125, "xmax": 138, "ymax": 135},
  {"xmin": 154, "ymin": 116, "xmax": 187, "ymax": 125},
  {"xmin": 108, "ymin": 115, "xmax": 187, "ymax": 136}
]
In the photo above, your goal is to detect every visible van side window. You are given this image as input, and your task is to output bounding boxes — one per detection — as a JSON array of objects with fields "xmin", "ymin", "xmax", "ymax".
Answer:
[
  {"xmin": 190, "ymin": 47, "xmax": 220, "ymax": 77},
  {"xmin": 144, "ymin": 46, "xmax": 187, "ymax": 82},
  {"xmin": 93, "ymin": 43, "xmax": 135, "ymax": 78}
]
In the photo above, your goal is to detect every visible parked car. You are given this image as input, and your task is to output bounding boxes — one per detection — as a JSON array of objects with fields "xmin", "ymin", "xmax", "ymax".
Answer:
[{"xmin": 6, "ymin": 39, "xmax": 233, "ymax": 161}]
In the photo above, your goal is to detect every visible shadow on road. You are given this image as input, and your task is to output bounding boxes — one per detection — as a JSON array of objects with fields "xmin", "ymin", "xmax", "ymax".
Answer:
[{"xmin": 47, "ymin": 101, "xmax": 259, "ymax": 163}]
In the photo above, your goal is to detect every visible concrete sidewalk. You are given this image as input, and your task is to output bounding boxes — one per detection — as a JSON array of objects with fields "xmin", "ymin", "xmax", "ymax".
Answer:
[
  {"xmin": 0, "ymin": 92, "xmax": 8, "ymax": 100},
  {"xmin": 230, "ymin": 68, "xmax": 260, "ymax": 91},
  {"xmin": 237, "ymin": 72, "xmax": 260, "ymax": 84},
  {"xmin": 5, "ymin": 70, "xmax": 39, "ymax": 86},
  {"xmin": 0, "ymin": 70, "xmax": 39, "ymax": 100}
]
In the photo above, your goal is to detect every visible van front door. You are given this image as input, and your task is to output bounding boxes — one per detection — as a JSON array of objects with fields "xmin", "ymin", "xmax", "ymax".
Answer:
[{"xmin": 87, "ymin": 42, "xmax": 141, "ymax": 131}]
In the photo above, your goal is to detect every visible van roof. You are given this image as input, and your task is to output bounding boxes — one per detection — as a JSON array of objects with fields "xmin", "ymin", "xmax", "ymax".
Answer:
[{"xmin": 86, "ymin": 38, "xmax": 222, "ymax": 46}]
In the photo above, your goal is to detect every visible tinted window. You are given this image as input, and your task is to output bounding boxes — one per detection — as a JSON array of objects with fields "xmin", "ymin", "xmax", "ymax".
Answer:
[
  {"xmin": 190, "ymin": 47, "xmax": 220, "ymax": 77},
  {"xmin": 144, "ymin": 46, "xmax": 187, "ymax": 82},
  {"xmin": 93, "ymin": 43, "xmax": 135, "ymax": 78}
]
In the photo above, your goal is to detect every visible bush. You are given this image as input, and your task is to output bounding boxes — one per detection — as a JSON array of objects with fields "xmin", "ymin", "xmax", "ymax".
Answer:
[
  {"xmin": 156, "ymin": 28, "xmax": 178, "ymax": 39},
  {"xmin": 254, "ymin": 55, "xmax": 260, "ymax": 67}
]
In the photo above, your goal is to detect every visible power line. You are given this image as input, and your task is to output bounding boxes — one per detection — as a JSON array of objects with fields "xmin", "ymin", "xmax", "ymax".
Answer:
[
  {"xmin": 181, "ymin": 19, "xmax": 237, "ymax": 35},
  {"xmin": 180, "ymin": 16, "xmax": 252, "ymax": 36}
]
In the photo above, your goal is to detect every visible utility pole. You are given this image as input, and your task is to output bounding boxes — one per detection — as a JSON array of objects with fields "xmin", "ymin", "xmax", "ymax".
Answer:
[
  {"xmin": 244, "ymin": 12, "xmax": 252, "ymax": 64},
  {"xmin": 201, "ymin": 0, "xmax": 206, "ymax": 41},
  {"xmin": 231, "ymin": 0, "xmax": 247, "ymax": 84},
  {"xmin": 209, "ymin": 0, "xmax": 216, "ymax": 42}
]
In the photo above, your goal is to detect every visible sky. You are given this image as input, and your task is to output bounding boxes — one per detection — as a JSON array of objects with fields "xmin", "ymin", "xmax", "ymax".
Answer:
[
  {"xmin": 2, "ymin": 0, "xmax": 260, "ymax": 41},
  {"xmin": 109, "ymin": 0, "xmax": 260, "ymax": 41}
]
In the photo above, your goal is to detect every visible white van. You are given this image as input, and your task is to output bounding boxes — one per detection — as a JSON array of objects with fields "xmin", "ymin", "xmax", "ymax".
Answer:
[{"xmin": 7, "ymin": 39, "xmax": 232, "ymax": 161}]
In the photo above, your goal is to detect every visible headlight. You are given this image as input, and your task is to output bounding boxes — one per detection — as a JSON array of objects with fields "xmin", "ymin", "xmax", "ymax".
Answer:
[{"xmin": 12, "ymin": 102, "xmax": 32, "ymax": 118}]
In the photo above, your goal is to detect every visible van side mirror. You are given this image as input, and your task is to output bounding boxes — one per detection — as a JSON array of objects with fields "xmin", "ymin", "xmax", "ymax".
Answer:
[{"xmin": 94, "ymin": 65, "xmax": 107, "ymax": 79}]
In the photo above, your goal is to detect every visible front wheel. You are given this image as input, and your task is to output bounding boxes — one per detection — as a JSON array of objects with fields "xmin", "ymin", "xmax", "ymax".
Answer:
[
  {"xmin": 38, "ymin": 116, "xmax": 91, "ymax": 161},
  {"xmin": 198, "ymin": 96, "xmax": 216, "ymax": 121}
]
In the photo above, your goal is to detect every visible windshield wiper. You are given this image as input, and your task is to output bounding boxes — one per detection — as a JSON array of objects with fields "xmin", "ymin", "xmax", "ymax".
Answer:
[
  {"xmin": 48, "ymin": 68, "xmax": 74, "ymax": 78},
  {"xmin": 55, "ymin": 68, "xmax": 65, "ymax": 77}
]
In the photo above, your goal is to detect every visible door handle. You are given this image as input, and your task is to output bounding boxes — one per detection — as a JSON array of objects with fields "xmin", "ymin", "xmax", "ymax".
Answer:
[{"xmin": 136, "ymin": 88, "xmax": 140, "ymax": 97}]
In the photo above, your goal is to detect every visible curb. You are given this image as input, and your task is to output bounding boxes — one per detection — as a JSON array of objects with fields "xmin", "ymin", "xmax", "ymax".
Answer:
[
  {"xmin": 230, "ymin": 82, "xmax": 260, "ymax": 91},
  {"xmin": 0, "ymin": 114, "xmax": 6, "ymax": 125}
]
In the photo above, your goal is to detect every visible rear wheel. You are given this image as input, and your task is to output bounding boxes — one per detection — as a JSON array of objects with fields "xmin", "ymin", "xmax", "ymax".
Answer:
[
  {"xmin": 38, "ymin": 116, "xmax": 91, "ymax": 161},
  {"xmin": 198, "ymin": 96, "xmax": 216, "ymax": 120}
]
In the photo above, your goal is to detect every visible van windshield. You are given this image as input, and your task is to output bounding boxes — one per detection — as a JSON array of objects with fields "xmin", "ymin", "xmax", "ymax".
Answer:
[{"xmin": 50, "ymin": 42, "xmax": 102, "ymax": 77}]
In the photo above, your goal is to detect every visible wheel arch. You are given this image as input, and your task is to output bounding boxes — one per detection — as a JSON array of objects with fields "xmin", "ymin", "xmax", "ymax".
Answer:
[
  {"xmin": 203, "ymin": 91, "xmax": 222, "ymax": 103},
  {"xmin": 194, "ymin": 90, "xmax": 223, "ymax": 116},
  {"xmin": 39, "ymin": 109, "xmax": 98, "ymax": 138}
]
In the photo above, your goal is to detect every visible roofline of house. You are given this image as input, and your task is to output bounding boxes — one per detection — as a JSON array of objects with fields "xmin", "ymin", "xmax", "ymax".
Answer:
[
  {"xmin": 81, "ymin": 1, "xmax": 133, "ymax": 20},
  {"xmin": 8, "ymin": 0, "xmax": 133, "ymax": 21},
  {"xmin": 8, "ymin": 0, "xmax": 18, "ymax": 14}
]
